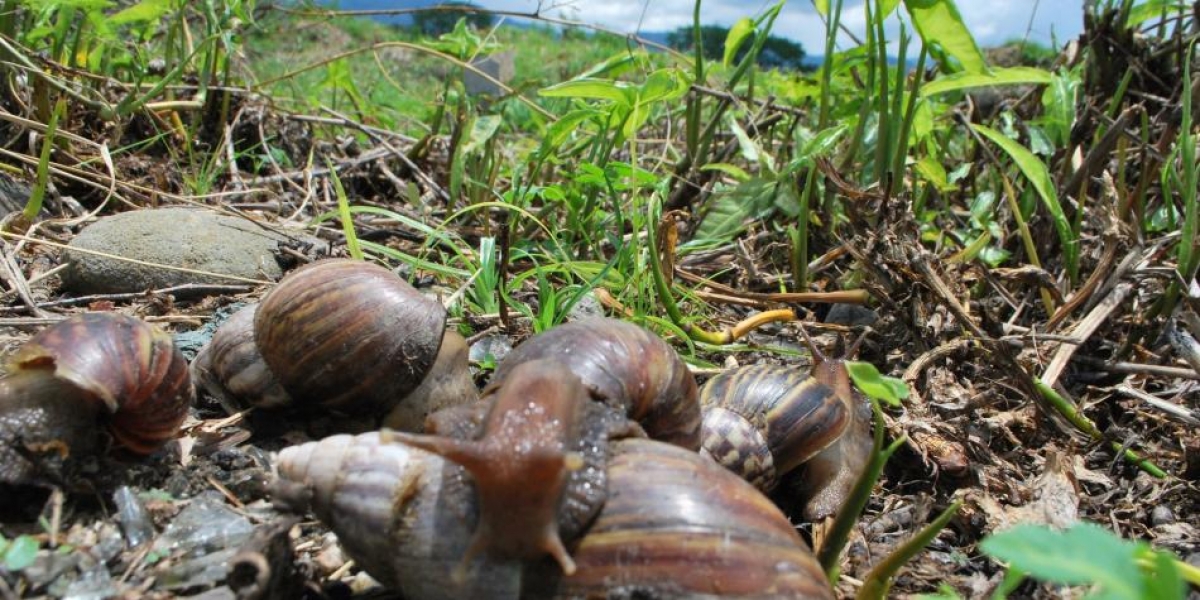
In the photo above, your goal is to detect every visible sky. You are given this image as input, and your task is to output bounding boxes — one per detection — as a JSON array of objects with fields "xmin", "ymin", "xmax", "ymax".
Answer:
[{"xmin": 482, "ymin": 0, "xmax": 1087, "ymax": 53}]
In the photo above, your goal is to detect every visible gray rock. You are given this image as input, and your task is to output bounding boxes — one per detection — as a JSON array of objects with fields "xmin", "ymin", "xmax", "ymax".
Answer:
[
  {"xmin": 825, "ymin": 303, "xmax": 879, "ymax": 327},
  {"xmin": 64, "ymin": 208, "xmax": 286, "ymax": 294},
  {"xmin": 464, "ymin": 51, "xmax": 514, "ymax": 96}
]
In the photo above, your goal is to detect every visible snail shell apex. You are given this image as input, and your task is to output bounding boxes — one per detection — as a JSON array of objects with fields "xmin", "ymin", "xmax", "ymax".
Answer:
[
  {"xmin": 492, "ymin": 317, "xmax": 701, "ymax": 450},
  {"xmin": 699, "ymin": 364, "xmax": 849, "ymax": 493}
]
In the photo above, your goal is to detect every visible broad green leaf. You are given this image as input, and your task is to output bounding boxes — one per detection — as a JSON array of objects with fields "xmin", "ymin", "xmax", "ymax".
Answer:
[
  {"xmin": 921, "ymin": 66, "xmax": 1053, "ymax": 96},
  {"xmin": 1143, "ymin": 548, "xmax": 1186, "ymax": 600},
  {"xmin": 695, "ymin": 179, "xmax": 778, "ymax": 240},
  {"xmin": 724, "ymin": 18, "xmax": 755, "ymax": 67},
  {"xmin": 1128, "ymin": 0, "xmax": 1189, "ymax": 27},
  {"xmin": 699, "ymin": 162, "xmax": 753, "ymax": 183},
  {"xmin": 575, "ymin": 51, "xmax": 642, "ymax": 80},
  {"xmin": 695, "ymin": 193, "xmax": 751, "ymax": 241},
  {"xmin": 904, "ymin": 0, "xmax": 986, "ymax": 73},
  {"xmin": 971, "ymin": 123, "xmax": 1077, "ymax": 276},
  {"xmin": 639, "ymin": 68, "xmax": 690, "ymax": 105},
  {"xmin": 879, "ymin": 0, "xmax": 901, "ymax": 18},
  {"xmin": 981, "ymin": 523, "xmax": 1144, "ymax": 599},
  {"xmin": 461, "ymin": 114, "xmax": 502, "ymax": 155},
  {"xmin": 845, "ymin": 361, "xmax": 908, "ymax": 406},
  {"xmin": 539, "ymin": 78, "xmax": 632, "ymax": 106},
  {"xmin": 914, "ymin": 156, "xmax": 952, "ymax": 192},
  {"xmin": 813, "ymin": 0, "xmax": 829, "ymax": 16},
  {"xmin": 2, "ymin": 535, "xmax": 38, "ymax": 571},
  {"xmin": 109, "ymin": 0, "xmax": 174, "ymax": 25},
  {"xmin": 541, "ymin": 109, "xmax": 600, "ymax": 150}
]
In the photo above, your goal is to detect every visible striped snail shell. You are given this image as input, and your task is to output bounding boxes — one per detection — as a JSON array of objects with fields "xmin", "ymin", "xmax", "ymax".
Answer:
[
  {"xmin": 191, "ymin": 259, "xmax": 477, "ymax": 429},
  {"xmin": 490, "ymin": 317, "xmax": 701, "ymax": 450},
  {"xmin": 274, "ymin": 434, "xmax": 834, "ymax": 599},
  {"xmin": 699, "ymin": 354, "xmax": 873, "ymax": 521},
  {"xmin": 0, "ymin": 313, "xmax": 192, "ymax": 484}
]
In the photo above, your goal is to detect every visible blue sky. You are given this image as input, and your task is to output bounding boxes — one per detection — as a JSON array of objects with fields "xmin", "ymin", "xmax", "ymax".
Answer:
[{"xmin": 483, "ymin": 0, "xmax": 1086, "ymax": 53}]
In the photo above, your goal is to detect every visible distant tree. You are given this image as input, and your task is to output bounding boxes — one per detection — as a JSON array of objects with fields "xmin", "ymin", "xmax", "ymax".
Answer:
[
  {"xmin": 411, "ymin": 2, "xmax": 494, "ymax": 37},
  {"xmin": 667, "ymin": 24, "xmax": 807, "ymax": 71}
]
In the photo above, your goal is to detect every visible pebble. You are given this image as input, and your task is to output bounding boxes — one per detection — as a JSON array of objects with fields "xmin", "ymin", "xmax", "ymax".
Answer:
[
  {"xmin": 63, "ymin": 208, "xmax": 289, "ymax": 294},
  {"xmin": 1150, "ymin": 505, "xmax": 1176, "ymax": 525}
]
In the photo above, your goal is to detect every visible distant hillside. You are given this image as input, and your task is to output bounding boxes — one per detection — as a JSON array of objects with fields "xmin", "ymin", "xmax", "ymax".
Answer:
[{"xmin": 319, "ymin": 2, "xmax": 916, "ymax": 71}]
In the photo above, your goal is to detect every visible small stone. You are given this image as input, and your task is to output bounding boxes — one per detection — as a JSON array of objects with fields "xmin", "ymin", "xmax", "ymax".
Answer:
[
  {"xmin": 313, "ymin": 541, "xmax": 346, "ymax": 576},
  {"xmin": 1150, "ymin": 505, "xmax": 1175, "ymax": 525},
  {"xmin": 153, "ymin": 492, "xmax": 253, "ymax": 558},
  {"xmin": 469, "ymin": 333, "xmax": 512, "ymax": 367},
  {"xmin": 566, "ymin": 291, "xmax": 605, "ymax": 321},
  {"xmin": 64, "ymin": 208, "xmax": 289, "ymax": 294},
  {"xmin": 113, "ymin": 486, "xmax": 156, "ymax": 548},
  {"xmin": 824, "ymin": 303, "xmax": 878, "ymax": 327}
]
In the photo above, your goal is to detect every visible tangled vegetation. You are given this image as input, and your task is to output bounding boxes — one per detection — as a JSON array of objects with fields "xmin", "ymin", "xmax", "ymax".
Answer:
[{"xmin": 0, "ymin": 0, "xmax": 1197, "ymax": 598}]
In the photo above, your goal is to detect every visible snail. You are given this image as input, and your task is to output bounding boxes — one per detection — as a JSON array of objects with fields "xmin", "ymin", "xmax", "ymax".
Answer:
[
  {"xmin": 384, "ymin": 358, "xmax": 589, "ymax": 578},
  {"xmin": 270, "ymin": 319, "xmax": 847, "ymax": 597},
  {"xmin": 0, "ymin": 313, "xmax": 193, "ymax": 484},
  {"xmin": 698, "ymin": 340, "xmax": 873, "ymax": 521},
  {"xmin": 274, "ymin": 433, "xmax": 833, "ymax": 599},
  {"xmin": 191, "ymin": 259, "xmax": 477, "ymax": 430},
  {"xmin": 488, "ymin": 317, "xmax": 701, "ymax": 450}
]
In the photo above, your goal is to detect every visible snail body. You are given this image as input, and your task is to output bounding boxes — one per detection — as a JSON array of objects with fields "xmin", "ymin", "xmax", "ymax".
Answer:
[
  {"xmin": 0, "ymin": 313, "xmax": 192, "ymax": 484},
  {"xmin": 490, "ymin": 317, "xmax": 701, "ymax": 450},
  {"xmin": 191, "ymin": 259, "xmax": 477, "ymax": 428},
  {"xmin": 385, "ymin": 358, "xmax": 588, "ymax": 576},
  {"xmin": 699, "ymin": 354, "xmax": 873, "ymax": 520},
  {"xmin": 275, "ymin": 434, "xmax": 833, "ymax": 599}
]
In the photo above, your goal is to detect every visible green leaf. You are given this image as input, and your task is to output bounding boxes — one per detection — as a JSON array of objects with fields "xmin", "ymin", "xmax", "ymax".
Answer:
[
  {"xmin": 575, "ymin": 51, "xmax": 642, "ymax": 79},
  {"xmin": 921, "ymin": 66, "xmax": 1053, "ymax": 96},
  {"xmin": 914, "ymin": 156, "xmax": 952, "ymax": 192},
  {"xmin": 540, "ymin": 109, "xmax": 599, "ymax": 152},
  {"xmin": 723, "ymin": 18, "xmax": 755, "ymax": 67},
  {"xmin": 109, "ymin": 0, "xmax": 174, "ymax": 25},
  {"xmin": 461, "ymin": 114, "xmax": 502, "ymax": 155},
  {"xmin": 2, "ymin": 535, "xmax": 39, "ymax": 571},
  {"xmin": 904, "ymin": 0, "xmax": 986, "ymax": 73},
  {"xmin": 1142, "ymin": 548, "xmax": 1186, "ymax": 600},
  {"xmin": 699, "ymin": 162, "xmax": 753, "ymax": 182},
  {"xmin": 845, "ymin": 361, "xmax": 909, "ymax": 406},
  {"xmin": 981, "ymin": 523, "xmax": 1144, "ymax": 599},
  {"xmin": 539, "ymin": 78, "xmax": 632, "ymax": 106},
  {"xmin": 813, "ymin": 0, "xmax": 829, "ymax": 16},
  {"xmin": 971, "ymin": 123, "xmax": 1077, "ymax": 277},
  {"xmin": 1128, "ymin": 0, "xmax": 1189, "ymax": 27},
  {"xmin": 638, "ymin": 68, "xmax": 690, "ymax": 105},
  {"xmin": 695, "ymin": 192, "xmax": 752, "ymax": 241},
  {"xmin": 878, "ymin": 0, "xmax": 901, "ymax": 18}
]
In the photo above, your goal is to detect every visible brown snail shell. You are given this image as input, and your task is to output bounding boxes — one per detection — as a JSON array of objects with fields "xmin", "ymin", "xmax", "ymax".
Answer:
[
  {"xmin": 255, "ymin": 259, "xmax": 445, "ymax": 412},
  {"xmin": 0, "ymin": 313, "xmax": 193, "ymax": 484},
  {"xmin": 699, "ymin": 357, "xmax": 873, "ymax": 521},
  {"xmin": 800, "ymin": 358, "xmax": 873, "ymax": 521},
  {"xmin": 699, "ymin": 364, "xmax": 849, "ymax": 491},
  {"xmin": 191, "ymin": 259, "xmax": 477, "ymax": 428},
  {"xmin": 490, "ymin": 317, "xmax": 701, "ymax": 450},
  {"xmin": 274, "ymin": 434, "xmax": 833, "ymax": 599}
]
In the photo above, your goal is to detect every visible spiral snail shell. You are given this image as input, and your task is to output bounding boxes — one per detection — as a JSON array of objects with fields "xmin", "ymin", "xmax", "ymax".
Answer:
[
  {"xmin": 489, "ymin": 317, "xmax": 701, "ymax": 450},
  {"xmin": 698, "ymin": 350, "xmax": 873, "ymax": 521},
  {"xmin": 191, "ymin": 259, "xmax": 477, "ymax": 429},
  {"xmin": 0, "ymin": 313, "xmax": 193, "ymax": 484},
  {"xmin": 274, "ymin": 433, "xmax": 834, "ymax": 599}
]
